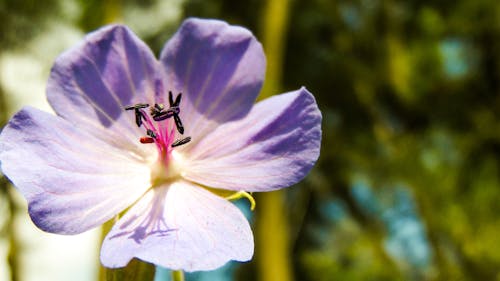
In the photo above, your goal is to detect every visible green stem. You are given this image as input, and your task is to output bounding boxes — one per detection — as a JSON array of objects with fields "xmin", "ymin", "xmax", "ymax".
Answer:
[{"xmin": 171, "ymin": 270, "xmax": 185, "ymax": 281}]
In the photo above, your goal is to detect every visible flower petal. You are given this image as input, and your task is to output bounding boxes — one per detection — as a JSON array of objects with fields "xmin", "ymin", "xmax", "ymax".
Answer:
[
  {"xmin": 0, "ymin": 107, "xmax": 151, "ymax": 234},
  {"xmin": 181, "ymin": 87, "xmax": 322, "ymax": 192},
  {"xmin": 160, "ymin": 18, "xmax": 266, "ymax": 140},
  {"xmin": 47, "ymin": 24, "xmax": 160, "ymax": 153},
  {"xmin": 101, "ymin": 181, "xmax": 253, "ymax": 271}
]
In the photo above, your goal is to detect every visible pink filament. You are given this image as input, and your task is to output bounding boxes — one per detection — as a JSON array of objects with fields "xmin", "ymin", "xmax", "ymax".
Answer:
[{"xmin": 139, "ymin": 108, "xmax": 176, "ymax": 166}]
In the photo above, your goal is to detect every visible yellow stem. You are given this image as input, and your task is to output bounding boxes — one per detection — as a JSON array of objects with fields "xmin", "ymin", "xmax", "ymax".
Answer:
[
  {"xmin": 258, "ymin": 0, "xmax": 290, "ymax": 101},
  {"xmin": 256, "ymin": 191, "xmax": 293, "ymax": 281},
  {"xmin": 171, "ymin": 270, "xmax": 185, "ymax": 281},
  {"xmin": 256, "ymin": 0, "xmax": 293, "ymax": 280}
]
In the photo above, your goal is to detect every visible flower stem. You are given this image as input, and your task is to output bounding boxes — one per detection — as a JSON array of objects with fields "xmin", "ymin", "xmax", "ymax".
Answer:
[
  {"xmin": 256, "ymin": 0, "xmax": 294, "ymax": 281},
  {"xmin": 171, "ymin": 270, "xmax": 185, "ymax": 281}
]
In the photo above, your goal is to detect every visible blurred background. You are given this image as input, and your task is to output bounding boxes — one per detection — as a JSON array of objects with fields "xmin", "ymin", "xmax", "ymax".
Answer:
[{"xmin": 1, "ymin": 0, "xmax": 500, "ymax": 280}]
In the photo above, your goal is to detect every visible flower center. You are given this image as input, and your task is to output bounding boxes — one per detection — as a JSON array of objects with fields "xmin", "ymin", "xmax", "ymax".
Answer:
[{"xmin": 125, "ymin": 91, "xmax": 191, "ymax": 186}]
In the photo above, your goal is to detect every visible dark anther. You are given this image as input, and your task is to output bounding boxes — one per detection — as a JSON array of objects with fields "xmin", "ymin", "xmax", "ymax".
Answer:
[
  {"xmin": 125, "ymin": 103, "xmax": 149, "ymax": 110},
  {"xmin": 168, "ymin": 91, "xmax": 174, "ymax": 107},
  {"xmin": 134, "ymin": 109, "xmax": 146, "ymax": 127},
  {"xmin": 168, "ymin": 91, "xmax": 182, "ymax": 107},
  {"xmin": 146, "ymin": 129, "xmax": 157, "ymax": 139},
  {"xmin": 125, "ymin": 103, "xmax": 148, "ymax": 127},
  {"xmin": 173, "ymin": 114, "xmax": 184, "ymax": 134},
  {"xmin": 163, "ymin": 91, "xmax": 185, "ymax": 133},
  {"xmin": 152, "ymin": 107, "xmax": 180, "ymax": 121},
  {"xmin": 168, "ymin": 106, "xmax": 180, "ymax": 115},
  {"xmin": 171, "ymin": 136, "xmax": 191, "ymax": 147}
]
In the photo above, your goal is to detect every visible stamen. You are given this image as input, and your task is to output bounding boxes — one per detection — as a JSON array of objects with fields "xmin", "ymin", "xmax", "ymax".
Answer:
[
  {"xmin": 147, "ymin": 129, "xmax": 157, "ymax": 139},
  {"xmin": 173, "ymin": 114, "xmax": 184, "ymax": 134},
  {"xmin": 171, "ymin": 137, "xmax": 191, "ymax": 147},
  {"xmin": 124, "ymin": 103, "xmax": 149, "ymax": 110},
  {"xmin": 140, "ymin": 137, "xmax": 155, "ymax": 144},
  {"xmin": 134, "ymin": 109, "xmax": 145, "ymax": 127},
  {"xmin": 165, "ymin": 91, "xmax": 185, "ymax": 133},
  {"xmin": 168, "ymin": 91, "xmax": 182, "ymax": 107},
  {"xmin": 152, "ymin": 107, "xmax": 179, "ymax": 122},
  {"xmin": 125, "ymin": 91, "xmax": 190, "ymax": 149},
  {"xmin": 168, "ymin": 91, "xmax": 174, "ymax": 107},
  {"xmin": 225, "ymin": 191, "xmax": 256, "ymax": 211}
]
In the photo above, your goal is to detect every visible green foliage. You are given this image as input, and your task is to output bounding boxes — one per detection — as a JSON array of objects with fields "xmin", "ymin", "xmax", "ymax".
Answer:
[
  {"xmin": 0, "ymin": 0, "xmax": 60, "ymax": 50},
  {"xmin": 186, "ymin": 0, "xmax": 500, "ymax": 280}
]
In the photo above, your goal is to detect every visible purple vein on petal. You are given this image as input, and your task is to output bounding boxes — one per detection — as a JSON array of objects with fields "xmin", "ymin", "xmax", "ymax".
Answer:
[
  {"xmin": 189, "ymin": 39, "xmax": 254, "ymax": 121},
  {"xmin": 191, "ymin": 40, "xmax": 253, "ymax": 118},
  {"xmin": 69, "ymin": 78, "xmax": 136, "ymax": 129},
  {"xmin": 189, "ymin": 51, "xmax": 221, "ymax": 111},
  {"xmin": 66, "ymin": 81, "xmax": 144, "ymax": 152},
  {"xmin": 121, "ymin": 30, "xmax": 157, "ymax": 103},
  {"xmin": 74, "ymin": 54, "xmax": 138, "ymax": 127}
]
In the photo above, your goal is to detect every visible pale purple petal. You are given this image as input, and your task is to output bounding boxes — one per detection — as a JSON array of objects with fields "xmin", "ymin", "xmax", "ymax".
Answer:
[
  {"xmin": 47, "ymin": 24, "xmax": 160, "ymax": 154},
  {"xmin": 101, "ymin": 181, "xmax": 253, "ymax": 271},
  {"xmin": 0, "ymin": 107, "xmax": 152, "ymax": 234},
  {"xmin": 180, "ymin": 87, "xmax": 321, "ymax": 192},
  {"xmin": 160, "ymin": 18, "xmax": 266, "ymax": 140}
]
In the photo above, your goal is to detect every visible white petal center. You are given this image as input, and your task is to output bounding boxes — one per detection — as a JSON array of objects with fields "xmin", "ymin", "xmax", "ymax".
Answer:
[{"xmin": 150, "ymin": 150, "xmax": 187, "ymax": 187}]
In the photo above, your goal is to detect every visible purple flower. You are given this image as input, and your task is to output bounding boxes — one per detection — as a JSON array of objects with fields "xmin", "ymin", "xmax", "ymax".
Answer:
[{"xmin": 0, "ymin": 18, "xmax": 321, "ymax": 271}]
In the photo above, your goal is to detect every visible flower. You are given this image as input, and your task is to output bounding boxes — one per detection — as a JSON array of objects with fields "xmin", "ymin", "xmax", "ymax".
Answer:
[{"xmin": 0, "ymin": 18, "xmax": 321, "ymax": 271}]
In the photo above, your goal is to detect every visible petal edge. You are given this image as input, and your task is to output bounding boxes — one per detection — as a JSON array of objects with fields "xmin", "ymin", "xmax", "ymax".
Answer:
[{"xmin": 182, "ymin": 87, "xmax": 322, "ymax": 192}]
